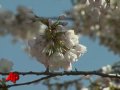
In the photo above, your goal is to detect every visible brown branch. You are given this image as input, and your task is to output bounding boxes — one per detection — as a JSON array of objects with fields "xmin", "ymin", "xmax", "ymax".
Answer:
[
  {"xmin": 0, "ymin": 70, "xmax": 120, "ymax": 88},
  {"xmin": 34, "ymin": 16, "xmax": 73, "ymax": 27},
  {"xmin": 0, "ymin": 75, "xmax": 57, "ymax": 88},
  {"xmin": 0, "ymin": 71, "xmax": 120, "ymax": 79},
  {"xmin": 44, "ymin": 17, "xmax": 73, "ymax": 21}
]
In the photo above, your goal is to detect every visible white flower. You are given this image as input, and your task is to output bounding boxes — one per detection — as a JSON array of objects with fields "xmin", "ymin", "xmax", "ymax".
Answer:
[
  {"xmin": 69, "ymin": 49, "xmax": 77, "ymax": 55},
  {"xmin": 50, "ymin": 52, "xmax": 64, "ymax": 63},
  {"xmin": 81, "ymin": 87, "xmax": 89, "ymax": 90},
  {"xmin": 64, "ymin": 50, "xmax": 77, "ymax": 62},
  {"xmin": 38, "ymin": 29, "xmax": 45, "ymax": 35},
  {"xmin": 64, "ymin": 39, "xmax": 75, "ymax": 49},
  {"xmin": 103, "ymin": 87, "xmax": 110, "ymax": 90},
  {"xmin": 63, "ymin": 62, "xmax": 72, "ymax": 71},
  {"xmin": 0, "ymin": 58, "xmax": 13, "ymax": 73},
  {"xmin": 49, "ymin": 60, "xmax": 72, "ymax": 71},
  {"xmin": 65, "ymin": 30, "xmax": 75, "ymax": 36},
  {"xmin": 109, "ymin": 80, "xmax": 120, "ymax": 89},
  {"xmin": 69, "ymin": 49, "xmax": 82, "ymax": 60},
  {"xmin": 70, "ymin": 35, "xmax": 79, "ymax": 44},
  {"xmin": 40, "ymin": 24, "xmax": 47, "ymax": 30},
  {"xmin": 74, "ymin": 44, "xmax": 87, "ymax": 57},
  {"xmin": 49, "ymin": 65, "xmax": 60, "ymax": 71},
  {"xmin": 102, "ymin": 65, "xmax": 112, "ymax": 74},
  {"xmin": 64, "ymin": 30, "xmax": 79, "ymax": 48},
  {"xmin": 66, "ymin": 34, "xmax": 79, "ymax": 45},
  {"xmin": 39, "ymin": 24, "xmax": 47, "ymax": 35},
  {"xmin": 28, "ymin": 29, "xmax": 87, "ymax": 71},
  {"xmin": 48, "ymin": 54, "xmax": 73, "ymax": 71}
]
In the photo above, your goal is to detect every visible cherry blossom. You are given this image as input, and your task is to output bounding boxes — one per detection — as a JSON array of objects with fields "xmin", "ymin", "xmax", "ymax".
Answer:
[{"xmin": 28, "ymin": 28, "xmax": 87, "ymax": 71}]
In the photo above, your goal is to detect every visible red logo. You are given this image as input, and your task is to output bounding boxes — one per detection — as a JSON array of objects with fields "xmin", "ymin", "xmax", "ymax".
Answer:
[{"xmin": 6, "ymin": 72, "xmax": 19, "ymax": 83}]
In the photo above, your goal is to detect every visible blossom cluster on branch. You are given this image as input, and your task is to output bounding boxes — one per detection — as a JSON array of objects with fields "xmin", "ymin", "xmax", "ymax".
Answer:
[
  {"xmin": 28, "ymin": 18, "xmax": 87, "ymax": 71},
  {"xmin": 0, "ymin": 6, "xmax": 41, "ymax": 42},
  {"xmin": 0, "ymin": 59, "xmax": 120, "ymax": 89},
  {"xmin": 68, "ymin": 0, "xmax": 120, "ymax": 54}
]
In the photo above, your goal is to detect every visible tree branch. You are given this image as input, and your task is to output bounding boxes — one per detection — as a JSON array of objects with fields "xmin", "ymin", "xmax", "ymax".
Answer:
[
  {"xmin": 0, "ymin": 71, "xmax": 120, "ymax": 79},
  {"xmin": 44, "ymin": 17, "xmax": 73, "ymax": 21},
  {"xmin": 0, "ymin": 70, "xmax": 119, "ymax": 88},
  {"xmin": 0, "ymin": 75, "xmax": 57, "ymax": 88}
]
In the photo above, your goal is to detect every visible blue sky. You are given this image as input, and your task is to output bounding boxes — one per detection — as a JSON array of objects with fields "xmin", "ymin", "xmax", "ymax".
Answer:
[{"xmin": 0, "ymin": 0, "xmax": 119, "ymax": 90}]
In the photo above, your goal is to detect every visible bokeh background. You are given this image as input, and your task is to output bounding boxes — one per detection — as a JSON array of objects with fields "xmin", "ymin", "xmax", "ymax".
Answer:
[{"xmin": 0, "ymin": 0, "xmax": 119, "ymax": 90}]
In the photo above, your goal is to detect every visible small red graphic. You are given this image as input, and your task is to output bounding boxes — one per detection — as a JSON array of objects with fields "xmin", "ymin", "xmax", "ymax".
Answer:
[{"xmin": 6, "ymin": 72, "xmax": 19, "ymax": 83}]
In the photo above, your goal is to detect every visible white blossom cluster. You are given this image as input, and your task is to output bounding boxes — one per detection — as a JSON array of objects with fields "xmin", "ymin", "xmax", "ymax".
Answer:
[
  {"xmin": 101, "ymin": 65, "xmax": 112, "ymax": 74},
  {"xmin": 81, "ymin": 87, "xmax": 88, "ymax": 90},
  {"xmin": 0, "ymin": 6, "xmax": 40, "ymax": 41},
  {"xmin": 109, "ymin": 81, "xmax": 120, "ymax": 89},
  {"xmin": 28, "ymin": 29, "xmax": 87, "ymax": 71},
  {"xmin": 70, "ymin": 0, "xmax": 120, "ymax": 55},
  {"xmin": 0, "ymin": 58, "xmax": 13, "ymax": 73},
  {"xmin": 102, "ymin": 87, "xmax": 110, "ymax": 90}
]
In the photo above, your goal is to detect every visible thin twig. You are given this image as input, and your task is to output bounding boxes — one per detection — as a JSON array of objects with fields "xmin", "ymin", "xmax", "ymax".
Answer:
[
  {"xmin": 44, "ymin": 17, "xmax": 73, "ymax": 21},
  {"xmin": 0, "ymin": 75, "xmax": 57, "ymax": 88}
]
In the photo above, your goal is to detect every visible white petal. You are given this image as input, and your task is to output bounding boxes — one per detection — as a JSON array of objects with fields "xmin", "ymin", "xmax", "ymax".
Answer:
[
  {"xmin": 70, "ymin": 35, "xmax": 79, "ymax": 44},
  {"xmin": 65, "ymin": 51, "xmax": 77, "ymax": 62},
  {"xmin": 103, "ymin": 87, "xmax": 110, "ymax": 90},
  {"xmin": 65, "ymin": 30, "xmax": 75, "ymax": 37},
  {"xmin": 63, "ymin": 62, "xmax": 72, "ymax": 71},
  {"xmin": 50, "ymin": 52, "xmax": 64, "ymax": 63},
  {"xmin": 81, "ymin": 87, "xmax": 89, "ymax": 90},
  {"xmin": 75, "ymin": 44, "xmax": 87, "ymax": 53},
  {"xmin": 64, "ymin": 39, "xmax": 75, "ymax": 48}
]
